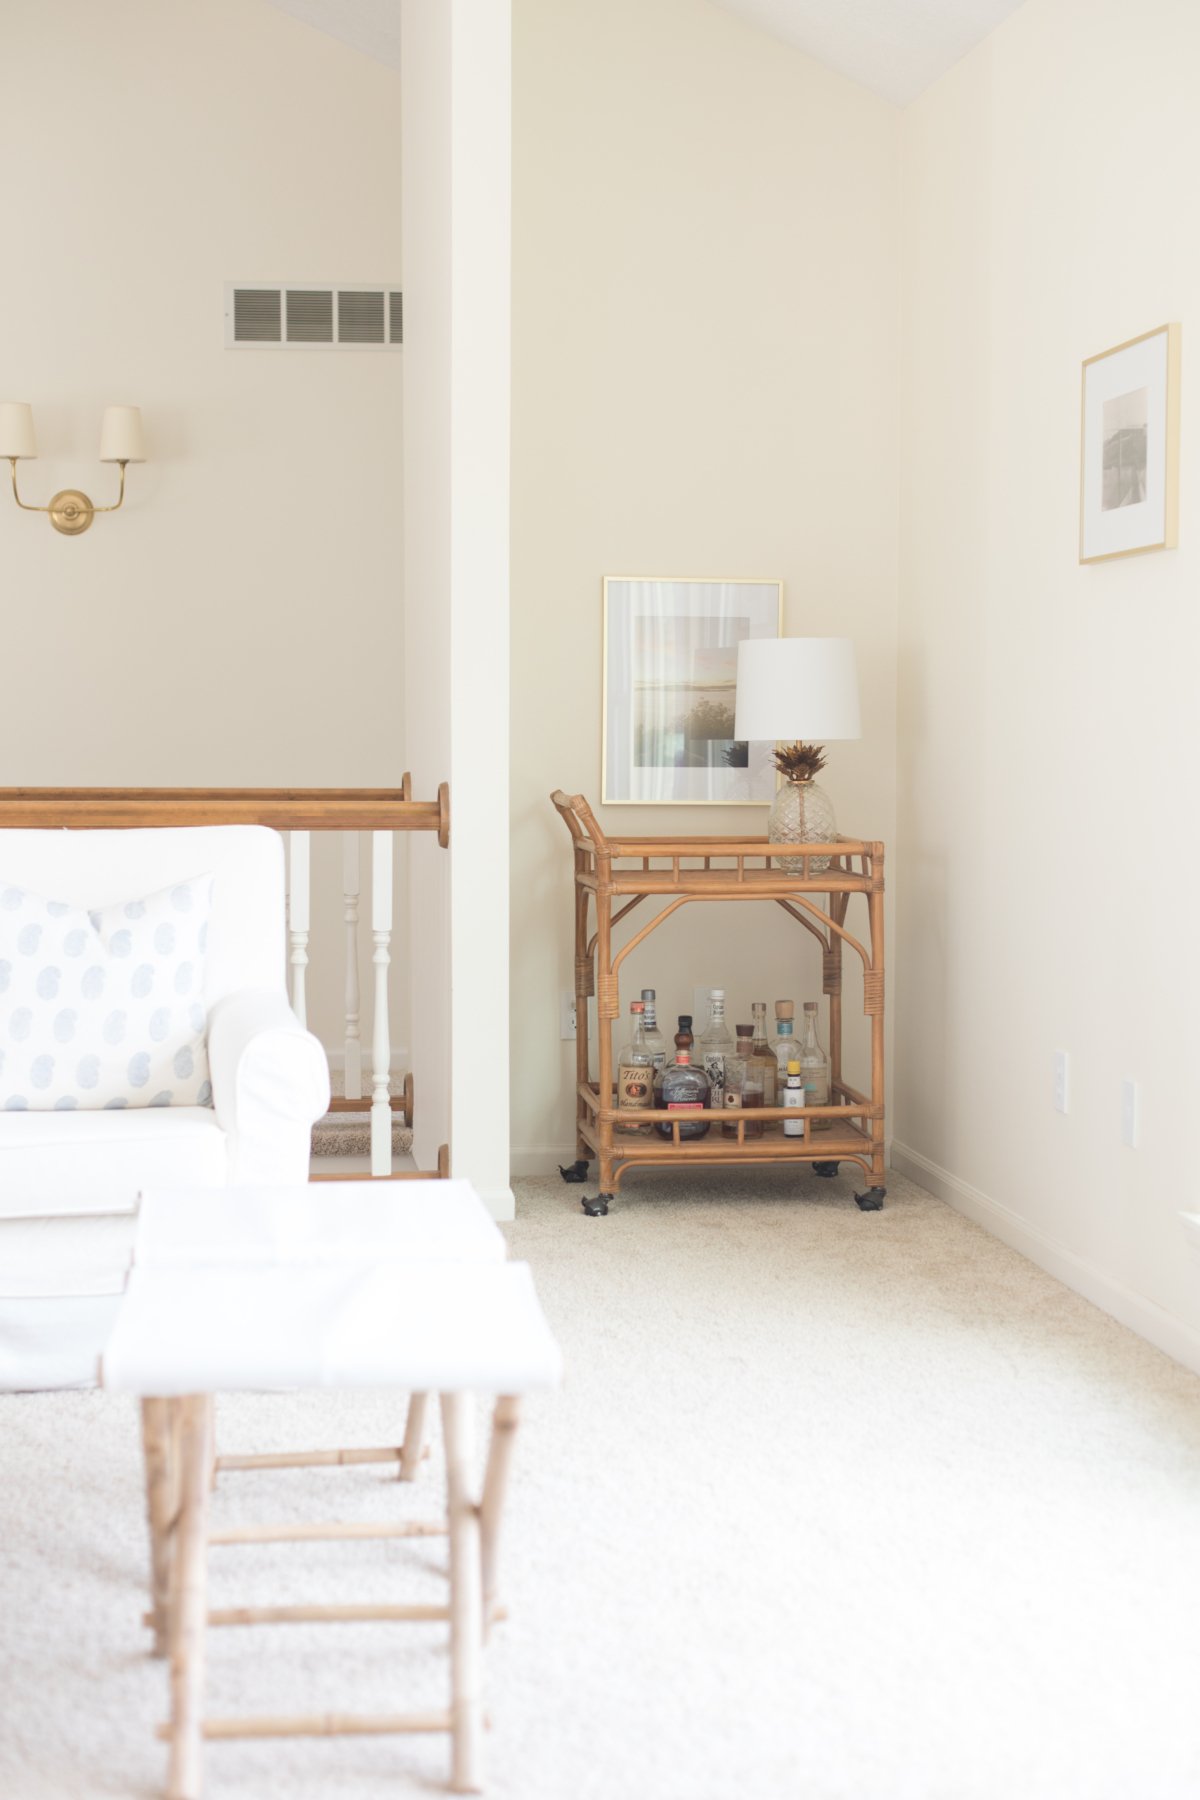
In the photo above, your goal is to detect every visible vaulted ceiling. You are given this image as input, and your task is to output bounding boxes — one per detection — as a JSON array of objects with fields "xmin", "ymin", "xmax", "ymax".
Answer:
[{"xmin": 262, "ymin": 0, "xmax": 1025, "ymax": 106}]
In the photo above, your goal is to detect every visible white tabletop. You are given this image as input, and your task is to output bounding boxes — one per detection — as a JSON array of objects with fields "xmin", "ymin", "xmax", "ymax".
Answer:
[{"xmin": 102, "ymin": 1260, "xmax": 562, "ymax": 1395}]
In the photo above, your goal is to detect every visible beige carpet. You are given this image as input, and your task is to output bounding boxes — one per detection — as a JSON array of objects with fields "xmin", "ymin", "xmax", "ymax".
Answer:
[{"xmin": 2, "ymin": 1167, "xmax": 1199, "ymax": 1799}]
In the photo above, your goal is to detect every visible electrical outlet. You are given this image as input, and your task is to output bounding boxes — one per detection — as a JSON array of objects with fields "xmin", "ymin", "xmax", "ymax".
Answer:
[
  {"xmin": 1121, "ymin": 1078, "xmax": 1139, "ymax": 1147},
  {"xmin": 693, "ymin": 986, "xmax": 714, "ymax": 1033},
  {"xmin": 1054, "ymin": 1050, "xmax": 1069, "ymax": 1114},
  {"xmin": 560, "ymin": 989, "xmax": 577, "ymax": 1041}
]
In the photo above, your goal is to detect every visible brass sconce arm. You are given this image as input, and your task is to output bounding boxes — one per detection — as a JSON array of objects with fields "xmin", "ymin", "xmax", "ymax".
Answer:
[{"xmin": 8, "ymin": 456, "xmax": 129, "ymax": 536}]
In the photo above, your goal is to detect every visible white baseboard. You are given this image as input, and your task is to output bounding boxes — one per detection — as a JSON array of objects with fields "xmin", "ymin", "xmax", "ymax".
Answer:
[
  {"xmin": 510, "ymin": 1148, "xmax": 576, "ymax": 1180},
  {"xmin": 482, "ymin": 1185, "xmax": 516, "ymax": 1223},
  {"xmin": 891, "ymin": 1141, "xmax": 1200, "ymax": 1379}
]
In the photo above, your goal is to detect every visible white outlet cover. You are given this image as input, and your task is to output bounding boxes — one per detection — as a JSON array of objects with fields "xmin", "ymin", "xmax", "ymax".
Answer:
[
  {"xmin": 1121, "ymin": 1078, "xmax": 1139, "ymax": 1147},
  {"xmin": 1053, "ymin": 1050, "xmax": 1069, "ymax": 1114}
]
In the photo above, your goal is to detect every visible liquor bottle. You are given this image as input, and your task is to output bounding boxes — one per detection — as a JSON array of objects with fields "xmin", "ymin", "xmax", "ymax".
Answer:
[
  {"xmin": 749, "ymin": 1001, "xmax": 778, "ymax": 1107},
  {"xmin": 772, "ymin": 1001, "xmax": 797, "ymax": 1086},
  {"xmin": 655, "ymin": 1049, "xmax": 710, "ymax": 1140},
  {"xmin": 721, "ymin": 1025, "xmax": 749, "ymax": 1138},
  {"xmin": 722, "ymin": 1024, "xmax": 763, "ymax": 1139},
  {"xmin": 658, "ymin": 1029, "xmax": 694, "ymax": 1108},
  {"xmin": 676, "ymin": 1014, "xmax": 694, "ymax": 1056},
  {"xmin": 639, "ymin": 989, "xmax": 668, "ymax": 1073},
  {"xmin": 782, "ymin": 1060, "xmax": 806, "ymax": 1137},
  {"xmin": 698, "ymin": 988, "xmax": 733, "ymax": 1097},
  {"xmin": 616, "ymin": 1001, "xmax": 654, "ymax": 1136},
  {"xmin": 798, "ymin": 1000, "xmax": 831, "ymax": 1132}
]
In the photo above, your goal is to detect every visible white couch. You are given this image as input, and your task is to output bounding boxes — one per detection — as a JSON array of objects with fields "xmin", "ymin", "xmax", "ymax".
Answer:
[{"xmin": 0, "ymin": 826, "xmax": 330, "ymax": 1388}]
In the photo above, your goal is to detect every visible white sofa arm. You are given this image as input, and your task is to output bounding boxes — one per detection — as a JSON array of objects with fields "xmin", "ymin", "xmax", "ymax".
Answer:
[{"xmin": 207, "ymin": 988, "xmax": 330, "ymax": 1186}]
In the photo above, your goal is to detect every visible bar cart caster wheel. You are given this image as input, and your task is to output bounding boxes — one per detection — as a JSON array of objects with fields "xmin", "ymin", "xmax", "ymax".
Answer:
[
  {"xmin": 812, "ymin": 1161, "xmax": 839, "ymax": 1178},
  {"xmin": 855, "ymin": 1187, "xmax": 886, "ymax": 1212},
  {"xmin": 559, "ymin": 1160, "xmax": 590, "ymax": 1184},
  {"xmin": 581, "ymin": 1194, "xmax": 612, "ymax": 1217}
]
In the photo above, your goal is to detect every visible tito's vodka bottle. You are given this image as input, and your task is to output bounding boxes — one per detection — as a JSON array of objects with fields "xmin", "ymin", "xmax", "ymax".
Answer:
[
  {"xmin": 616, "ymin": 1001, "xmax": 653, "ymax": 1136},
  {"xmin": 699, "ymin": 988, "xmax": 733, "ymax": 1099},
  {"xmin": 639, "ymin": 989, "xmax": 668, "ymax": 1075}
]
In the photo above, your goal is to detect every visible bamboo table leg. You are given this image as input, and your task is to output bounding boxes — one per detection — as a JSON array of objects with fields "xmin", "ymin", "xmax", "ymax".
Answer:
[
  {"xmin": 584, "ymin": 856, "xmax": 616, "ymax": 1216},
  {"xmin": 399, "ymin": 1392, "xmax": 429, "ymax": 1480},
  {"xmin": 141, "ymin": 1398, "xmax": 177, "ymax": 1657},
  {"xmin": 167, "ymin": 1395, "xmax": 213, "ymax": 1800},
  {"xmin": 441, "ymin": 1393, "xmax": 484, "ymax": 1793},
  {"xmin": 479, "ymin": 1396, "xmax": 520, "ymax": 1642}
]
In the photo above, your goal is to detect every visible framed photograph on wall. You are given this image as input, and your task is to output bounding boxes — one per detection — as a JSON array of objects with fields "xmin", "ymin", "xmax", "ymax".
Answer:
[
  {"xmin": 1080, "ymin": 323, "xmax": 1180, "ymax": 564},
  {"xmin": 601, "ymin": 577, "xmax": 782, "ymax": 805}
]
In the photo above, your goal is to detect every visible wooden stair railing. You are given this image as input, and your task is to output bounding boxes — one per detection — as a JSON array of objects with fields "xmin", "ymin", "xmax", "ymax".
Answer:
[{"xmin": 0, "ymin": 783, "xmax": 449, "ymax": 1181}]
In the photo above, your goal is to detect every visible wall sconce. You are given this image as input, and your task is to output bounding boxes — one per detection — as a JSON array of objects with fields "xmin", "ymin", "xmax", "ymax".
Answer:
[{"xmin": 0, "ymin": 403, "xmax": 146, "ymax": 536}]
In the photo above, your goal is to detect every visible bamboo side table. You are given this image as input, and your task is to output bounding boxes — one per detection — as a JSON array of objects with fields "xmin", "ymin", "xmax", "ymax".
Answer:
[{"xmin": 551, "ymin": 791, "xmax": 887, "ymax": 1216}]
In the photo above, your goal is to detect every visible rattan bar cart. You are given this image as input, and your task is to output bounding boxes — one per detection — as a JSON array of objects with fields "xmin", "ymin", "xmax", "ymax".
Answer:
[{"xmin": 551, "ymin": 790, "xmax": 886, "ymax": 1216}]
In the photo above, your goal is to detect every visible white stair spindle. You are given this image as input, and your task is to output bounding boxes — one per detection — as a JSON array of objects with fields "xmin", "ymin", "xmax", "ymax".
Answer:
[
  {"xmin": 288, "ymin": 830, "xmax": 311, "ymax": 1029},
  {"xmin": 342, "ymin": 831, "xmax": 363, "ymax": 1101},
  {"xmin": 370, "ymin": 830, "xmax": 393, "ymax": 1176}
]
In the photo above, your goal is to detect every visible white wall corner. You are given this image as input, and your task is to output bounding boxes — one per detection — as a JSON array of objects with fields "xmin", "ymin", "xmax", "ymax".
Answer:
[{"xmin": 892, "ymin": 1142, "xmax": 1200, "ymax": 1380}]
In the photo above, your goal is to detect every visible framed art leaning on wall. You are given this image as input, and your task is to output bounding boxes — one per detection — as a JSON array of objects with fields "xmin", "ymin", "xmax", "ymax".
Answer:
[
  {"xmin": 601, "ymin": 577, "xmax": 782, "ymax": 805},
  {"xmin": 1080, "ymin": 323, "xmax": 1180, "ymax": 564}
]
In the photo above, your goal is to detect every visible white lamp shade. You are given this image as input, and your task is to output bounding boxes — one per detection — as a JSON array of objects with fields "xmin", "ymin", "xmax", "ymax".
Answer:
[
  {"xmin": 734, "ymin": 637, "xmax": 861, "ymax": 742},
  {"xmin": 99, "ymin": 405, "xmax": 146, "ymax": 463},
  {"xmin": 0, "ymin": 402, "xmax": 38, "ymax": 459}
]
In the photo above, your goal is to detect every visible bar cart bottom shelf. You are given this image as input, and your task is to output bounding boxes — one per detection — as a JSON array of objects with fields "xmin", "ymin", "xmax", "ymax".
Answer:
[{"xmin": 563, "ymin": 1123, "xmax": 887, "ymax": 1216}]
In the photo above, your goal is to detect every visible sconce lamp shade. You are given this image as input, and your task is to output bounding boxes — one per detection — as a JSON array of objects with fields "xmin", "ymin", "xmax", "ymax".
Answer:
[
  {"xmin": 99, "ymin": 405, "xmax": 146, "ymax": 463},
  {"xmin": 0, "ymin": 402, "xmax": 38, "ymax": 459},
  {"xmin": 734, "ymin": 637, "xmax": 861, "ymax": 742}
]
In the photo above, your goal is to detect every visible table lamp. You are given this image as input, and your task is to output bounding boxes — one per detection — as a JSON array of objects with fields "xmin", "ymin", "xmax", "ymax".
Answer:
[{"xmin": 734, "ymin": 637, "xmax": 861, "ymax": 871}]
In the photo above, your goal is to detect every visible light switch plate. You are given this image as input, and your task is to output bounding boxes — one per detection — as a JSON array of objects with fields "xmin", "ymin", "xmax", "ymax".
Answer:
[{"xmin": 560, "ymin": 989, "xmax": 577, "ymax": 1041}]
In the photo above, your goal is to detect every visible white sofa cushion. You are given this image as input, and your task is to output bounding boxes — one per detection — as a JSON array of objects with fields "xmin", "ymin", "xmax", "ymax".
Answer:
[
  {"xmin": 0, "ymin": 1106, "xmax": 227, "ymax": 1217},
  {"xmin": 0, "ymin": 827, "xmax": 286, "ymax": 1004},
  {"xmin": 0, "ymin": 873, "xmax": 212, "ymax": 1111}
]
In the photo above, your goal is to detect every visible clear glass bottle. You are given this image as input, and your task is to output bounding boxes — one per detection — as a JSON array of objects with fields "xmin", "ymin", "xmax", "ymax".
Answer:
[
  {"xmin": 639, "ymin": 988, "xmax": 668, "ymax": 1074},
  {"xmin": 772, "ymin": 1001, "xmax": 797, "ymax": 1086},
  {"xmin": 782, "ymin": 1059, "xmax": 806, "ymax": 1137},
  {"xmin": 616, "ymin": 1000, "xmax": 654, "ymax": 1136},
  {"xmin": 721, "ymin": 1024, "xmax": 749, "ymax": 1137},
  {"xmin": 749, "ymin": 1001, "xmax": 777, "ymax": 1107},
  {"xmin": 798, "ymin": 1000, "xmax": 831, "ymax": 1132},
  {"xmin": 722, "ymin": 1024, "xmax": 763, "ymax": 1139},
  {"xmin": 698, "ymin": 988, "xmax": 733, "ymax": 1097},
  {"xmin": 656, "ymin": 1049, "xmax": 710, "ymax": 1140}
]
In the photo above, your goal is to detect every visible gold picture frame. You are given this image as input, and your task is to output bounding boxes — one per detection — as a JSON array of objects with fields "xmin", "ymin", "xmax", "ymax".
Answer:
[
  {"xmin": 1080, "ymin": 323, "xmax": 1180, "ymax": 564},
  {"xmin": 601, "ymin": 576, "xmax": 783, "ymax": 806}
]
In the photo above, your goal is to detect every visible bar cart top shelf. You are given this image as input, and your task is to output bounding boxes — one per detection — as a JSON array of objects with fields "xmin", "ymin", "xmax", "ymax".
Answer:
[{"xmin": 550, "ymin": 790, "xmax": 883, "ymax": 898}]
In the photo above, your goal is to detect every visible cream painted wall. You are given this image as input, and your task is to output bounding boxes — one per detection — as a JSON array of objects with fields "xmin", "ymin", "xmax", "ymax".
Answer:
[
  {"xmin": 511, "ymin": 0, "xmax": 901, "ymax": 1178},
  {"xmin": 1, "ymin": 0, "xmax": 406, "ymax": 1059},
  {"xmin": 897, "ymin": 0, "xmax": 1200, "ymax": 1362}
]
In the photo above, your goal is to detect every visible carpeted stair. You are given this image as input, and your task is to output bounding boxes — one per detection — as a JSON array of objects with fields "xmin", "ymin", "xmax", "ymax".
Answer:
[{"xmin": 311, "ymin": 1068, "xmax": 414, "ymax": 1158}]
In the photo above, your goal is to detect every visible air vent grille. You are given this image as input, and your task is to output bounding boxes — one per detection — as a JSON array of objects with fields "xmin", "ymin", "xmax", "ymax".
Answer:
[
  {"xmin": 287, "ymin": 289, "xmax": 334, "ymax": 343},
  {"xmin": 225, "ymin": 283, "xmax": 402, "ymax": 351},
  {"xmin": 338, "ymin": 290, "xmax": 385, "ymax": 344},
  {"xmin": 233, "ymin": 288, "xmax": 282, "ymax": 343}
]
